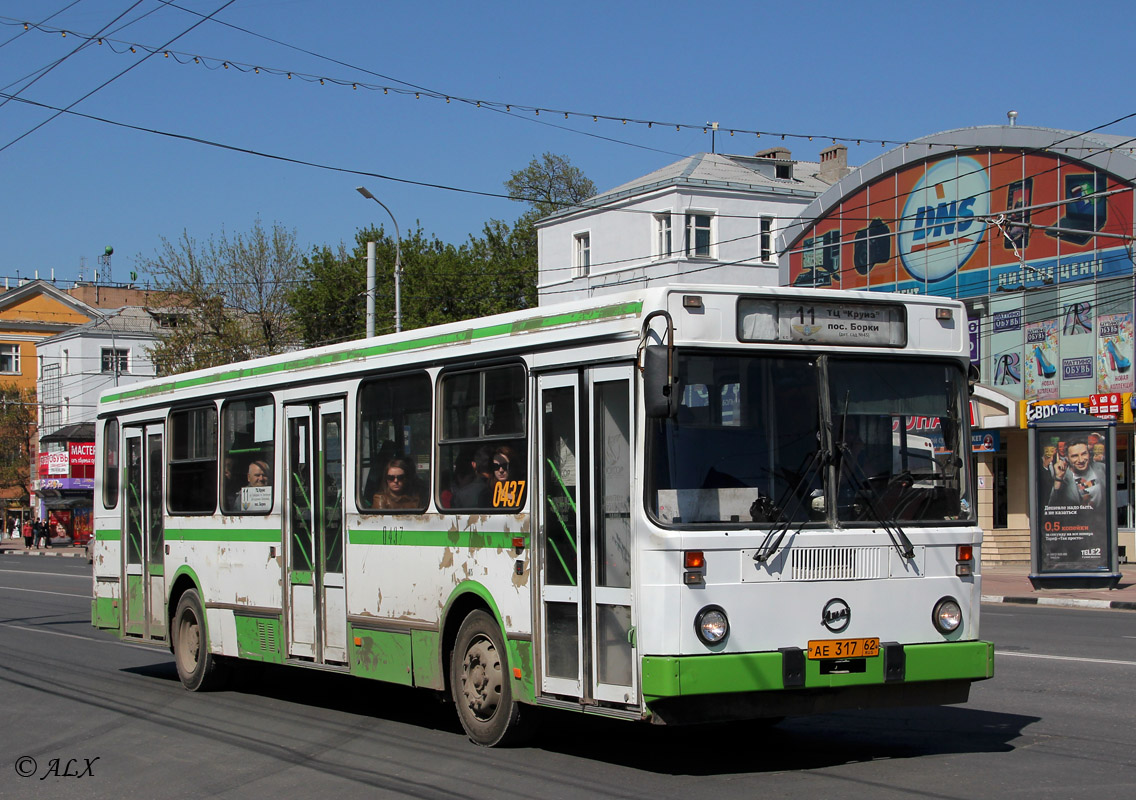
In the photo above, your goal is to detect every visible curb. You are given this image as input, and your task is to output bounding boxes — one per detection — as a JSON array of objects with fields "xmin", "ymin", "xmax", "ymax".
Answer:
[
  {"xmin": 0, "ymin": 549, "xmax": 85, "ymax": 559},
  {"xmin": 982, "ymin": 594, "xmax": 1136, "ymax": 612}
]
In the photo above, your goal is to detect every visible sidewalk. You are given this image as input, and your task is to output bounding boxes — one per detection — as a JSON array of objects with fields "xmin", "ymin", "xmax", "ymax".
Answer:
[
  {"xmin": 0, "ymin": 536, "xmax": 86, "ymax": 559},
  {"xmin": 2, "ymin": 536, "xmax": 1133, "ymax": 611},
  {"xmin": 981, "ymin": 564, "xmax": 1136, "ymax": 612}
]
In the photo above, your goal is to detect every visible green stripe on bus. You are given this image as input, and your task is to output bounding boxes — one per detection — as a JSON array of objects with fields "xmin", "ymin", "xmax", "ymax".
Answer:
[
  {"xmin": 165, "ymin": 529, "xmax": 281, "ymax": 543},
  {"xmin": 641, "ymin": 640, "xmax": 994, "ymax": 699},
  {"xmin": 95, "ymin": 529, "xmax": 120, "ymax": 541},
  {"xmin": 102, "ymin": 300, "xmax": 643, "ymax": 404},
  {"xmin": 349, "ymin": 529, "xmax": 524, "ymax": 549}
]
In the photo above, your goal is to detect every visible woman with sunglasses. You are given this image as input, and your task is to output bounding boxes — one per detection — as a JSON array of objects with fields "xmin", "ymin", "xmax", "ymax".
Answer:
[
  {"xmin": 490, "ymin": 445, "xmax": 523, "ymax": 509},
  {"xmin": 373, "ymin": 456, "xmax": 422, "ymax": 510}
]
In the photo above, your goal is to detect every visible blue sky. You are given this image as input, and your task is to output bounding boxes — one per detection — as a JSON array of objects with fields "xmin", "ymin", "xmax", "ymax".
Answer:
[{"xmin": 0, "ymin": 0, "xmax": 1132, "ymax": 287}]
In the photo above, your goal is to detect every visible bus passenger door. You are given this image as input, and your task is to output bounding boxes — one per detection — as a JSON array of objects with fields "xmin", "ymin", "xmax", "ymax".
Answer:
[
  {"xmin": 537, "ymin": 367, "xmax": 638, "ymax": 706},
  {"xmin": 122, "ymin": 424, "xmax": 166, "ymax": 641},
  {"xmin": 284, "ymin": 400, "xmax": 347, "ymax": 664},
  {"xmin": 587, "ymin": 367, "xmax": 636, "ymax": 705},
  {"xmin": 537, "ymin": 374, "xmax": 583, "ymax": 697}
]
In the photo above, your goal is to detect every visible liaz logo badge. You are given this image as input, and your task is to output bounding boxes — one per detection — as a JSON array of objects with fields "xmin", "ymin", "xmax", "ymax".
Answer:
[
  {"xmin": 898, "ymin": 156, "xmax": 989, "ymax": 282},
  {"xmin": 821, "ymin": 598, "xmax": 851, "ymax": 633}
]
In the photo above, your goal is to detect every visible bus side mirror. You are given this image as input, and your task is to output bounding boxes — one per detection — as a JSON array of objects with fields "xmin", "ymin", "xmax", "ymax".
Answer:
[
  {"xmin": 968, "ymin": 363, "xmax": 980, "ymax": 396},
  {"xmin": 643, "ymin": 345, "xmax": 679, "ymax": 418}
]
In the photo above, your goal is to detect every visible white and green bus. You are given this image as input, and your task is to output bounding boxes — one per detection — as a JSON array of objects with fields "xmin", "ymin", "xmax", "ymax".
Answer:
[{"xmin": 91, "ymin": 284, "xmax": 993, "ymax": 745}]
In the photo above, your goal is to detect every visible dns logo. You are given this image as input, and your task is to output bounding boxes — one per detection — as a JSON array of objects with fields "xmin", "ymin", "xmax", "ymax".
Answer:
[{"xmin": 898, "ymin": 156, "xmax": 989, "ymax": 282}]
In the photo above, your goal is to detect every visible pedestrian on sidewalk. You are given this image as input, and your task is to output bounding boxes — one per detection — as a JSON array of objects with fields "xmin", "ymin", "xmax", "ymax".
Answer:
[
  {"xmin": 22, "ymin": 519, "xmax": 32, "ymax": 549},
  {"xmin": 33, "ymin": 518, "xmax": 46, "ymax": 549}
]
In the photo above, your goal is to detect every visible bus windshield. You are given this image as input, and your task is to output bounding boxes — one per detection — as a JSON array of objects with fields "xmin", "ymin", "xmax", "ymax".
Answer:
[{"xmin": 648, "ymin": 353, "xmax": 971, "ymax": 527}]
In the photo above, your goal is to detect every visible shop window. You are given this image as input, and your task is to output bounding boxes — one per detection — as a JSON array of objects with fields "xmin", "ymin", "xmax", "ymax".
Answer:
[
  {"xmin": 220, "ymin": 396, "xmax": 275, "ymax": 515},
  {"xmin": 439, "ymin": 365, "xmax": 526, "ymax": 512},
  {"xmin": 358, "ymin": 373, "xmax": 431, "ymax": 512},
  {"xmin": 168, "ymin": 406, "xmax": 217, "ymax": 513}
]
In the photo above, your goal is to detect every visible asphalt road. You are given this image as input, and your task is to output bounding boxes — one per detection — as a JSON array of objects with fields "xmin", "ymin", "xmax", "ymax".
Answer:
[{"xmin": 2, "ymin": 557, "xmax": 1135, "ymax": 799}]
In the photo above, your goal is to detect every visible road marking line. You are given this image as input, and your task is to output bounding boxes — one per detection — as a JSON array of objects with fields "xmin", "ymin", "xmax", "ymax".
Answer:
[
  {"xmin": 996, "ymin": 651, "xmax": 1136, "ymax": 667},
  {"xmin": 0, "ymin": 568, "xmax": 89, "ymax": 579},
  {"xmin": 0, "ymin": 585, "xmax": 89, "ymax": 598},
  {"xmin": 0, "ymin": 622, "xmax": 156, "ymax": 650}
]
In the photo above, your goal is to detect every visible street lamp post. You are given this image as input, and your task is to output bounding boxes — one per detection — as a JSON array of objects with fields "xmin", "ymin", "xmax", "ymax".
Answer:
[{"xmin": 355, "ymin": 186, "xmax": 403, "ymax": 335}]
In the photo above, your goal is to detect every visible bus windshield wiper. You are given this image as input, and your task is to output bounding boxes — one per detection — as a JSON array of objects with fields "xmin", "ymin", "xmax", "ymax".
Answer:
[
  {"xmin": 753, "ymin": 446, "xmax": 828, "ymax": 564},
  {"xmin": 837, "ymin": 446, "xmax": 916, "ymax": 560}
]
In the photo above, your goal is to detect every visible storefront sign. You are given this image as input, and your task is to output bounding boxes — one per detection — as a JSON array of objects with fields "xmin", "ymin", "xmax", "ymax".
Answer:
[
  {"xmin": 69, "ymin": 442, "xmax": 95, "ymax": 466},
  {"xmin": 1020, "ymin": 394, "xmax": 1133, "ymax": 427},
  {"xmin": 46, "ymin": 452, "xmax": 69, "ymax": 476},
  {"xmin": 972, "ymin": 430, "xmax": 1000, "ymax": 453}
]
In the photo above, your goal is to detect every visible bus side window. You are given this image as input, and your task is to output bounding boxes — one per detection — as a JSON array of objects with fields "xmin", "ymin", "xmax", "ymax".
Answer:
[
  {"xmin": 168, "ymin": 406, "xmax": 218, "ymax": 514},
  {"xmin": 439, "ymin": 364, "xmax": 526, "ymax": 513},
  {"xmin": 103, "ymin": 418, "xmax": 120, "ymax": 508},
  {"xmin": 220, "ymin": 396, "xmax": 275, "ymax": 515},
  {"xmin": 357, "ymin": 373, "xmax": 432, "ymax": 513}
]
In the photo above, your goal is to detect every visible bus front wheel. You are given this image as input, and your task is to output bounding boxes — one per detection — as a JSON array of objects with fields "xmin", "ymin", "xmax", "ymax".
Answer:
[
  {"xmin": 173, "ymin": 588, "xmax": 228, "ymax": 692},
  {"xmin": 450, "ymin": 610, "xmax": 528, "ymax": 746}
]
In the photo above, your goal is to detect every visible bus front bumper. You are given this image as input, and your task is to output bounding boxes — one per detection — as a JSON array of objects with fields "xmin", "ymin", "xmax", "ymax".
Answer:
[{"xmin": 641, "ymin": 640, "xmax": 994, "ymax": 724}]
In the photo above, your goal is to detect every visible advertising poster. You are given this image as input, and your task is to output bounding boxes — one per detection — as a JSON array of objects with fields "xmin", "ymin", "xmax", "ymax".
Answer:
[
  {"xmin": 1058, "ymin": 288, "xmax": 1095, "ymax": 394},
  {"xmin": 1035, "ymin": 426, "xmax": 1112, "ymax": 572},
  {"xmin": 1096, "ymin": 311, "xmax": 1134, "ymax": 393},
  {"xmin": 1024, "ymin": 320, "xmax": 1059, "ymax": 400}
]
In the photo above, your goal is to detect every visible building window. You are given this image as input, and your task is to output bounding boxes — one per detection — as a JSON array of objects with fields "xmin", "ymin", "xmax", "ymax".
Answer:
[
  {"xmin": 101, "ymin": 348, "xmax": 129, "ymax": 374},
  {"xmin": 685, "ymin": 213, "xmax": 713, "ymax": 258},
  {"xmin": 573, "ymin": 232, "xmax": 591, "ymax": 278},
  {"xmin": 0, "ymin": 344, "xmax": 20, "ymax": 374},
  {"xmin": 760, "ymin": 216, "xmax": 774, "ymax": 262},
  {"xmin": 655, "ymin": 213, "xmax": 672, "ymax": 259}
]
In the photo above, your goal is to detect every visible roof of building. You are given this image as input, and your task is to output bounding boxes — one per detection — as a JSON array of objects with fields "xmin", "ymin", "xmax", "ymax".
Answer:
[
  {"xmin": 37, "ymin": 305, "xmax": 167, "ymax": 344},
  {"xmin": 538, "ymin": 152, "xmax": 839, "ymax": 225},
  {"xmin": 40, "ymin": 422, "xmax": 95, "ymax": 443}
]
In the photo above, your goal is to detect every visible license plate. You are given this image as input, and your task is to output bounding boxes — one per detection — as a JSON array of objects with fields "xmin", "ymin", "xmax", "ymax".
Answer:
[{"xmin": 807, "ymin": 637, "xmax": 880, "ymax": 660}]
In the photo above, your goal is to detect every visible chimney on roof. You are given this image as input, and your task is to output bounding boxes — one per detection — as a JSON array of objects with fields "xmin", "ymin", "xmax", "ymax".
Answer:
[
  {"xmin": 818, "ymin": 144, "xmax": 851, "ymax": 184},
  {"xmin": 756, "ymin": 146, "xmax": 792, "ymax": 161}
]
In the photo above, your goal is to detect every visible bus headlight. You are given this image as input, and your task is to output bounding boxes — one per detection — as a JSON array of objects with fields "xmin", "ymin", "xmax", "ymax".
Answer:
[
  {"xmin": 695, "ymin": 605, "xmax": 729, "ymax": 645},
  {"xmin": 932, "ymin": 597, "xmax": 962, "ymax": 634}
]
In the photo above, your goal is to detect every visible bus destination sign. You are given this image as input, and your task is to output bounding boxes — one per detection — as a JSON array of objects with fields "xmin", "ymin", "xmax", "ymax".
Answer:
[{"xmin": 738, "ymin": 298, "xmax": 906, "ymax": 347}]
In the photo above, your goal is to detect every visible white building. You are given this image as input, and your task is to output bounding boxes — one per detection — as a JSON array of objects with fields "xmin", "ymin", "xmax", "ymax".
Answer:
[
  {"xmin": 37, "ymin": 306, "xmax": 163, "ymax": 434},
  {"xmin": 536, "ymin": 146, "xmax": 853, "ymax": 304}
]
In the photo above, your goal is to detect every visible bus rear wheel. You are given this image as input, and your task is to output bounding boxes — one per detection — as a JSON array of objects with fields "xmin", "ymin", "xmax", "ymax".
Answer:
[
  {"xmin": 450, "ymin": 610, "xmax": 528, "ymax": 746},
  {"xmin": 173, "ymin": 588, "xmax": 227, "ymax": 692}
]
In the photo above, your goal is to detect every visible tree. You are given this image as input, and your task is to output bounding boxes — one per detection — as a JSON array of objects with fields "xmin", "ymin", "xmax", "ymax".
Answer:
[
  {"xmin": 505, "ymin": 152, "xmax": 597, "ymax": 218},
  {"xmin": 0, "ymin": 384, "xmax": 36, "ymax": 508},
  {"xmin": 289, "ymin": 220, "xmax": 541, "ymax": 347},
  {"xmin": 138, "ymin": 218, "xmax": 301, "ymax": 375}
]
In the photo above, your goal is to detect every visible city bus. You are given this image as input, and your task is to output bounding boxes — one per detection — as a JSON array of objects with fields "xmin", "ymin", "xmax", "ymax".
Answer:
[{"xmin": 90, "ymin": 284, "xmax": 994, "ymax": 746}]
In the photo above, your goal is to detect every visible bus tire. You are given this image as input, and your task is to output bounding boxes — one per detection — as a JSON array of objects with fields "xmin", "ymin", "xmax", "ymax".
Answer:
[
  {"xmin": 450, "ymin": 610, "xmax": 528, "ymax": 746},
  {"xmin": 173, "ymin": 588, "xmax": 227, "ymax": 692}
]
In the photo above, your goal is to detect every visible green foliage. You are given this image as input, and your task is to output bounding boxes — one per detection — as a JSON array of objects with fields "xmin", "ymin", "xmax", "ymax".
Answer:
[
  {"xmin": 0, "ymin": 384, "xmax": 35, "ymax": 505},
  {"xmin": 289, "ymin": 219, "xmax": 539, "ymax": 347},
  {"xmin": 138, "ymin": 218, "xmax": 301, "ymax": 375}
]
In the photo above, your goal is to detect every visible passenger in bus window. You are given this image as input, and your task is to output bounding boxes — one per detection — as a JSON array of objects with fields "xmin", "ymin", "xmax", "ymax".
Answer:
[
  {"xmin": 373, "ymin": 456, "xmax": 422, "ymax": 510},
  {"xmin": 247, "ymin": 460, "xmax": 272, "ymax": 487},
  {"xmin": 491, "ymin": 444, "xmax": 524, "ymax": 508},
  {"xmin": 451, "ymin": 445, "xmax": 492, "ymax": 508}
]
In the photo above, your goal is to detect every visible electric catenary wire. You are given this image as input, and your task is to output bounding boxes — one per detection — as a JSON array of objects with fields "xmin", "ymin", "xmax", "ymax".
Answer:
[{"xmin": 8, "ymin": 14, "xmax": 1136, "ymax": 157}]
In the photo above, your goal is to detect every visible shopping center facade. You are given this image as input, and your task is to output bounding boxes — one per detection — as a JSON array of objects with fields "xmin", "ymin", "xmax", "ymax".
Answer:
[{"xmin": 782, "ymin": 125, "xmax": 1136, "ymax": 563}]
